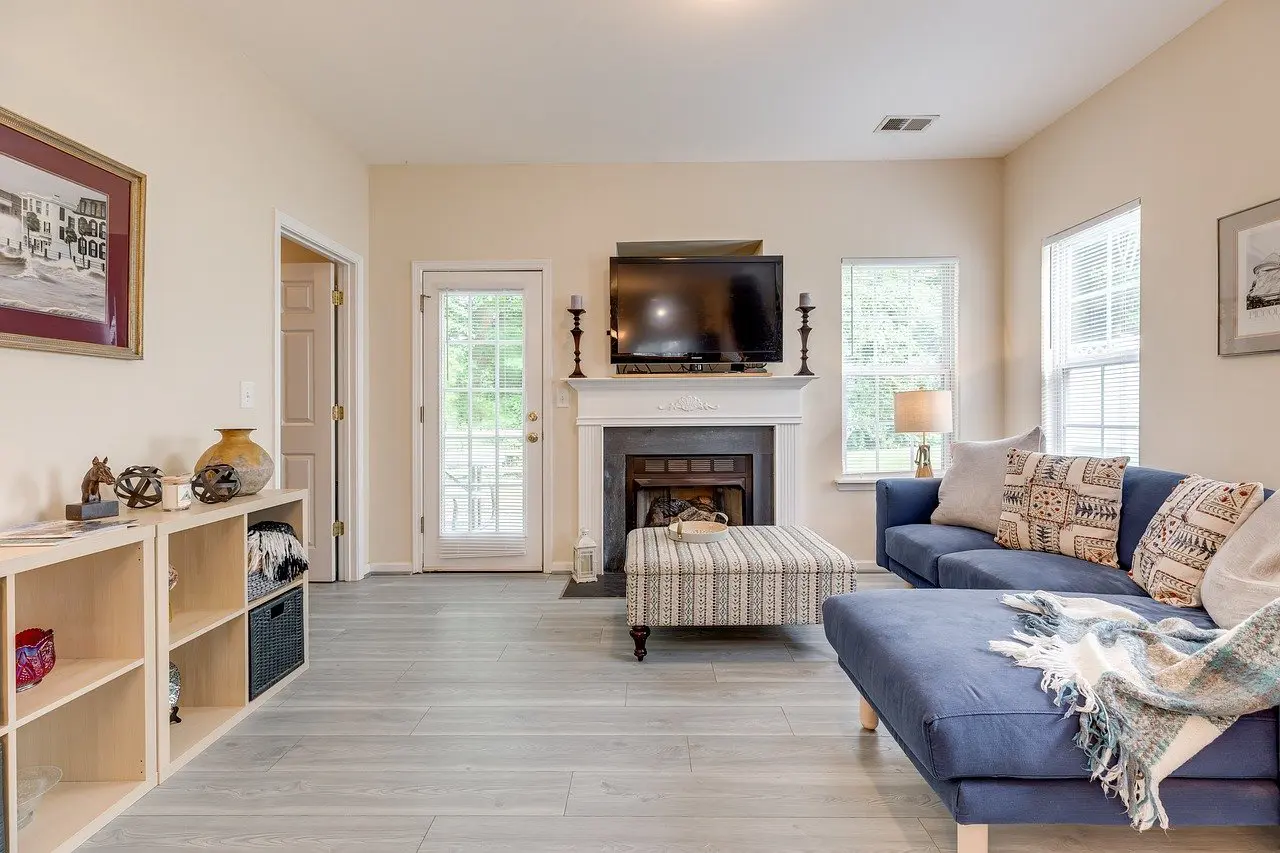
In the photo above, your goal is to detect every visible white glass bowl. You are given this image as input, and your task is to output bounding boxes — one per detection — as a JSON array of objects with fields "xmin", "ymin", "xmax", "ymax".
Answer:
[{"xmin": 17, "ymin": 765, "xmax": 61, "ymax": 829}]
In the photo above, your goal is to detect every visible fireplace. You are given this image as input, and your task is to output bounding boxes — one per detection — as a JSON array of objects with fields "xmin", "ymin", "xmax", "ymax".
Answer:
[
  {"xmin": 602, "ymin": 426, "xmax": 774, "ymax": 572},
  {"xmin": 627, "ymin": 454, "xmax": 754, "ymax": 531}
]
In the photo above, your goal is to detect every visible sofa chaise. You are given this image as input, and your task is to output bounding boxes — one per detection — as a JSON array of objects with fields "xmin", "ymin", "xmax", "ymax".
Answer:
[{"xmin": 822, "ymin": 465, "xmax": 1278, "ymax": 852}]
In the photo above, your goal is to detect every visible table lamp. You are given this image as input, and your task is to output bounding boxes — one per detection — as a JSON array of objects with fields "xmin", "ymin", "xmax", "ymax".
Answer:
[{"xmin": 894, "ymin": 390, "xmax": 953, "ymax": 478}]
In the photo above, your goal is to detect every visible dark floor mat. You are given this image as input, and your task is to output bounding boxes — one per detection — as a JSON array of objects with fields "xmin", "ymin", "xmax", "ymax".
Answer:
[{"xmin": 560, "ymin": 572, "xmax": 626, "ymax": 598}]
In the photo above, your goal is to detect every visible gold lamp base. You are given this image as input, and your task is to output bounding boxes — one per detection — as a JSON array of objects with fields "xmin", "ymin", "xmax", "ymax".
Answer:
[{"xmin": 914, "ymin": 437, "xmax": 934, "ymax": 478}]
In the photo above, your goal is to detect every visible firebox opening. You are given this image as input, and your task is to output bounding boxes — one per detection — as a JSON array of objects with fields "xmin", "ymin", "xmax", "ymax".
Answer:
[{"xmin": 625, "ymin": 454, "xmax": 754, "ymax": 535}]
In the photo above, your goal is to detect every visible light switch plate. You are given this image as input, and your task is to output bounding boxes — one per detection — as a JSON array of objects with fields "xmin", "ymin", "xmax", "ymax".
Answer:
[
  {"xmin": 240, "ymin": 380, "xmax": 255, "ymax": 409},
  {"xmin": 555, "ymin": 385, "xmax": 571, "ymax": 408}
]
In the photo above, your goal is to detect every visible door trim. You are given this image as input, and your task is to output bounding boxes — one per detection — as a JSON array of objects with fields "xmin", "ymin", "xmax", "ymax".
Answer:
[
  {"xmin": 274, "ymin": 210, "xmax": 369, "ymax": 582},
  {"xmin": 411, "ymin": 260, "xmax": 554, "ymax": 574}
]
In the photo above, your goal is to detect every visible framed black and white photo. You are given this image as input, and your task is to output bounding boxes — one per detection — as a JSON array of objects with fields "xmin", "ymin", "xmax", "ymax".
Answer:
[
  {"xmin": 0, "ymin": 106, "xmax": 145, "ymax": 359},
  {"xmin": 1219, "ymin": 197, "xmax": 1280, "ymax": 356}
]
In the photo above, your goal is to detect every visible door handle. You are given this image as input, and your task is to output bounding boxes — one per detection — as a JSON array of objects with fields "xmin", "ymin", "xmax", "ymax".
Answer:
[
  {"xmin": 527, "ymin": 433, "xmax": 540, "ymax": 443},
  {"xmin": 528, "ymin": 411, "xmax": 539, "ymax": 423}
]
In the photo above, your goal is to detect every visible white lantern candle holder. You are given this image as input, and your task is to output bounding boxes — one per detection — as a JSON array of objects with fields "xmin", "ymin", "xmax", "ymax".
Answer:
[{"xmin": 573, "ymin": 527, "xmax": 599, "ymax": 583}]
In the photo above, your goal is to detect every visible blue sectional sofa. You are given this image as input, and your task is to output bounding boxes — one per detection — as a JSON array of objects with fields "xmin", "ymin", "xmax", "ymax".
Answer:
[{"xmin": 822, "ymin": 466, "xmax": 1279, "ymax": 853}]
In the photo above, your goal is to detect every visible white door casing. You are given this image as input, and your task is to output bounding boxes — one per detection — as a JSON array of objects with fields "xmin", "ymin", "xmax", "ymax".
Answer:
[
  {"xmin": 280, "ymin": 262, "xmax": 337, "ymax": 582},
  {"xmin": 418, "ymin": 268, "xmax": 545, "ymax": 572}
]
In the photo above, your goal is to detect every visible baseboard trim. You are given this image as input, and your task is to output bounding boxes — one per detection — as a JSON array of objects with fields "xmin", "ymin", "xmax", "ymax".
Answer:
[
  {"xmin": 368, "ymin": 561, "xmax": 414, "ymax": 574},
  {"xmin": 366, "ymin": 559, "xmax": 878, "ymax": 576}
]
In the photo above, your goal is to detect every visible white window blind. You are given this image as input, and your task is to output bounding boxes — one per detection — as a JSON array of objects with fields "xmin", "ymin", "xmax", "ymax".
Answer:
[
  {"xmin": 1043, "ymin": 202, "xmax": 1141, "ymax": 461},
  {"xmin": 841, "ymin": 258, "xmax": 958, "ymax": 476},
  {"xmin": 439, "ymin": 289, "xmax": 528, "ymax": 558}
]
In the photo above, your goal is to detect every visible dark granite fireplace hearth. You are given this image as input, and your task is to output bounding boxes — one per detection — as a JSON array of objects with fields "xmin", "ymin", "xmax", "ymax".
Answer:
[{"xmin": 602, "ymin": 426, "xmax": 774, "ymax": 572}]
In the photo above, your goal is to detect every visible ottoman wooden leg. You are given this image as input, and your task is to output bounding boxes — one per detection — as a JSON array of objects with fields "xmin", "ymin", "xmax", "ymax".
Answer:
[
  {"xmin": 859, "ymin": 697, "xmax": 879, "ymax": 731},
  {"xmin": 957, "ymin": 824, "xmax": 988, "ymax": 853},
  {"xmin": 629, "ymin": 625, "xmax": 650, "ymax": 661}
]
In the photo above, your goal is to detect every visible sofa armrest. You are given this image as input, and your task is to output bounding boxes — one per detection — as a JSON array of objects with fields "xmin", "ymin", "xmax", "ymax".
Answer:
[{"xmin": 875, "ymin": 477, "xmax": 942, "ymax": 569}]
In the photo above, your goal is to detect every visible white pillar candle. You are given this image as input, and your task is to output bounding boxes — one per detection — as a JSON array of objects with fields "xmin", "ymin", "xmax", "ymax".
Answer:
[
  {"xmin": 569, "ymin": 294, "xmax": 584, "ymax": 310},
  {"xmin": 798, "ymin": 292, "xmax": 814, "ymax": 308}
]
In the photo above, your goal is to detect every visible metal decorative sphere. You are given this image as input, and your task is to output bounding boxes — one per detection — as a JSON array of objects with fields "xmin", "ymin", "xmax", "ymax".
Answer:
[
  {"xmin": 191, "ymin": 464, "xmax": 242, "ymax": 504},
  {"xmin": 113, "ymin": 465, "xmax": 164, "ymax": 508}
]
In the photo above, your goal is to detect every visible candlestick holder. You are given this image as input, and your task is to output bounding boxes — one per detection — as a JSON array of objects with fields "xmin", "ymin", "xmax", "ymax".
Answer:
[
  {"xmin": 568, "ymin": 308, "xmax": 586, "ymax": 378},
  {"xmin": 795, "ymin": 305, "xmax": 814, "ymax": 377}
]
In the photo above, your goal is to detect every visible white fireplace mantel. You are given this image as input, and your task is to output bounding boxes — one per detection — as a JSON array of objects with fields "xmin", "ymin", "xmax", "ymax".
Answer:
[{"xmin": 567, "ymin": 375, "xmax": 815, "ymax": 571}]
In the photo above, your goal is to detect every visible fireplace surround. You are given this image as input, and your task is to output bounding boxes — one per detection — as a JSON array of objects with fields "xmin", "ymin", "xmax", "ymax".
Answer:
[
  {"xmin": 568, "ymin": 375, "xmax": 814, "ymax": 578},
  {"xmin": 603, "ymin": 427, "xmax": 774, "ymax": 572}
]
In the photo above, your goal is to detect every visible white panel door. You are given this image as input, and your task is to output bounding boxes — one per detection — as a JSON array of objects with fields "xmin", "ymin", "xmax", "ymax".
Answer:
[
  {"xmin": 280, "ymin": 262, "xmax": 336, "ymax": 582},
  {"xmin": 421, "ymin": 270, "xmax": 544, "ymax": 571}
]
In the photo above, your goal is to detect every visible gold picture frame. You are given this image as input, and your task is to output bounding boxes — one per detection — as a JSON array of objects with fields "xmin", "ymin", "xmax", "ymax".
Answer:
[{"xmin": 0, "ymin": 105, "xmax": 145, "ymax": 359}]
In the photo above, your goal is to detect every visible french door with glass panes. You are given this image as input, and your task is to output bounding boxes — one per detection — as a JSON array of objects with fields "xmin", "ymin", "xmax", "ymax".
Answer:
[{"xmin": 420, "ymin": 269, "xmax": 544, "ymax": 571}]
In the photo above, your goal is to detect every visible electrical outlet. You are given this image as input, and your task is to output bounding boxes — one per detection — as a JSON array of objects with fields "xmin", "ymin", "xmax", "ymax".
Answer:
[
  {"xmin": 240, "ymin": 380, "xmax": 255, "ymax": 409},
  {"xmin": 555, "ymin": 385, "xmax": 571, "ymax": 408}
]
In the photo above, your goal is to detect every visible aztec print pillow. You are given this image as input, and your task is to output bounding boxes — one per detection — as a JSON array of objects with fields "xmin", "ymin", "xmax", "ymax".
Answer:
[
  {"xmin": 1129, "ymin": 475, "xmax": 1265, "ymax": 608},
  {"xmin": 995, "ymin": 450, "xmax": 1129, "ymax": 568}
]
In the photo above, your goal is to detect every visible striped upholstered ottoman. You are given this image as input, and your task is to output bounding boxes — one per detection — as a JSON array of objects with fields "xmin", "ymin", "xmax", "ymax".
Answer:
[{"xmin": 623, "ymin": 525, "xmax": 857, "ymax": 660}]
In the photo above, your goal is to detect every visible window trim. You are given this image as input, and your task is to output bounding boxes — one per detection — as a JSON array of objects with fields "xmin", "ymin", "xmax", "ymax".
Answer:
[
  {"xmin": 1041, "ymin": 199, "xmax": 1141, "ymax": 460},
  {"xmin": 840, "ymin": 256, "xmax": 959, "ymax": 479}
]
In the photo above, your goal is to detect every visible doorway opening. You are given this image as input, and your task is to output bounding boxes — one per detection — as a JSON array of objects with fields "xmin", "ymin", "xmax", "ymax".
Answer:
[{"xmin": 275, "ymin": 212, "xmax": 367, "ymax": 583}]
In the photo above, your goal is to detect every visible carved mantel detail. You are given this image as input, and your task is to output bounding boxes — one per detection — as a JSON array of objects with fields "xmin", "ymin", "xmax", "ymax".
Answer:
[{"xmin": 657, "ymin": 394, "xmax": 720, "ymax": 413}]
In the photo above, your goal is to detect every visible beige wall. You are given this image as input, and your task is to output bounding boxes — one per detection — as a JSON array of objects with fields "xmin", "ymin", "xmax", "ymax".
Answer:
[
  {"xmin": 0, "ymin": 2, "xmax": 368, "ymax": 527},
  {"xmin": 1004, "ymin": 0, "xmax": 1280, "ymax": 486},
  {"xmin": 370, "ymin": 160, "xmax": 1005, "ymax": 565}
]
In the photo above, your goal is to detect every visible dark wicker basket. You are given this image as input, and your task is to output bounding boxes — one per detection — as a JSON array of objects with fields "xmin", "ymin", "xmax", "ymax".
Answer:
[{"xmin": 248, "ymin": 586, "xmax": 304, "ymax": 701}]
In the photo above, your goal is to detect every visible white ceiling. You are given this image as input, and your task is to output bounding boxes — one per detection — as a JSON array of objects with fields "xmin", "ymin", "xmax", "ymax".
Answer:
[{"xmin": 184, "ymin": 0, "xmax": 1221, "ymax": 164}]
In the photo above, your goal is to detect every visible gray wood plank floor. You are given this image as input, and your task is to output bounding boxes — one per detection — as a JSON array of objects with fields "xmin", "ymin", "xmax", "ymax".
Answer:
[{"xmin": 85, "ymin": 572, "xmax": 1280, "ymax": 852}]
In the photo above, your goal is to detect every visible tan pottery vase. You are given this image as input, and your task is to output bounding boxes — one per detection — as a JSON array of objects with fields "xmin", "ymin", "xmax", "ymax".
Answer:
[{"xmin": 195, "ymin": 428, "xmax": 274, "ymax": 495}]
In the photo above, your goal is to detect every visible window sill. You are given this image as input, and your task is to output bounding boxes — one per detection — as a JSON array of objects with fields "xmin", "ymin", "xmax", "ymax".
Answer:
[
  {"xmin": 834, "ymin": 474, "xmax": 909, "ymax": 492},
  {"xmin": 834, "ymin": 472, "xmax": 944, "ymax": 492}
]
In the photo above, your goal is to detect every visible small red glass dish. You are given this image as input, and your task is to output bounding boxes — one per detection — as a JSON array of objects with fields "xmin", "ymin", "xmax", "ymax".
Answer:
[{"xmin": 15, "ymin": 628, "xmax": 56, "ymax": 692}]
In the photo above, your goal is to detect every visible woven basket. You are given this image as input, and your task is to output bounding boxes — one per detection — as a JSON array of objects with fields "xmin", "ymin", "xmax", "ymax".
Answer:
[{"xmin": 248, "ymin": 587, "xmax": 304, "ymax": 700}]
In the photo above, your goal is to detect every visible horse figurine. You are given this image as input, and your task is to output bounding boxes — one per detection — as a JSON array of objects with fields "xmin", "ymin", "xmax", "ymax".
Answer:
[{"xmin": 81, "ymin": 456, "xmax": 116, "ymax": 503}]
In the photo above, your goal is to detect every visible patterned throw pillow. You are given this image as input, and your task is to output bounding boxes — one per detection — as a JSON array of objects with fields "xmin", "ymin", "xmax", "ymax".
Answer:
[
  {"xmin": 995, "ymin": 450, "xmax": 1129, "ymax": 568},
  {"xmin": 1129, "ymin": 475, "xmax": 1265, "ymax": 608}
]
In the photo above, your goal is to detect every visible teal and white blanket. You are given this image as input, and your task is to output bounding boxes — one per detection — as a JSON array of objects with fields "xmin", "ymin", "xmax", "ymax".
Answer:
[{"xmin": 990, "ymin": 592, "xmax": 1280, "ymax": 830}]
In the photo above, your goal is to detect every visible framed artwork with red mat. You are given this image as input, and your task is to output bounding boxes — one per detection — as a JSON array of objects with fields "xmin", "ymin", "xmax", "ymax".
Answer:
[{"xmin": 0, "ymin": 106, "xmax": 145, "ymax": 359}]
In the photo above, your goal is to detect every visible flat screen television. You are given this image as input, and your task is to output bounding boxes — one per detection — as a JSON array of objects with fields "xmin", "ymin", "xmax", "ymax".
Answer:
[{"xmin": 609, "ymin": 256, "xmax": 784, "ymax": 364}]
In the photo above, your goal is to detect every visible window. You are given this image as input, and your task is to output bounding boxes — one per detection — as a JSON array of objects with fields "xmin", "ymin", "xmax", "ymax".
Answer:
[
  {"xmin": 841, "ymin": 258, "xmax": 958, "ymax": 478},
  {"xmin": 1043, "ymin": 202, "xmax": 1140, "ymax": 460},
  {"xmin": 438, "ymin": 289, "xmax": 528, "ymax": 557}
]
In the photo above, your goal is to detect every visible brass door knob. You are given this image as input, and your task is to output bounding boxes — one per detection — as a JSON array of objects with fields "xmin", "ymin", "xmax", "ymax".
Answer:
[
  {"xmin": 528, "ymin": 412, "xmax": 539, "ymax": 422},
  {"xmin": 527, "ymin": 433, "xmax": 540, "ymax": 443}
]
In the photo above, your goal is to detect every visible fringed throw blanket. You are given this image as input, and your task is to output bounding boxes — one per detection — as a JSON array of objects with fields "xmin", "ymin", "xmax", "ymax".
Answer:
[
  {"xmin": 247, "ymin": 521, "xmax": 309, "ymax": 583},
  {"xmin": 990, "ymin": 591, "xmax": 1280, "ymax": 830}
]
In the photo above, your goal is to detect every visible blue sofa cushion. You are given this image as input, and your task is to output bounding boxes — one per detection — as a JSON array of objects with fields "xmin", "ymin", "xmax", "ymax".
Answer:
[
  {"xmin": 937, "ymin": 549, "xmax": 1148, "ymax": 595},
  {"xmin": 823, "ymin": 589, "xmax": 1277, "ymax": 782},
  {"xmin": 882, "ymin": 525, "xmax": 1004, "ymax": 586},
  {"xmin": 1116, "ymin": 466, "xmax": 1188, "ymax": 570}
]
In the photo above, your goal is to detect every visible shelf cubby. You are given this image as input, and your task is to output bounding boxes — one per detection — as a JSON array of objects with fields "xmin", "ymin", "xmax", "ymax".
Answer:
[
  {"xmin": 166, "ymin": 613, "xmax": 247, "ymax": 770},
  {"xmin": 16, "ymin": 666, "xmax": 152, "ymax": 853},
  {"xmin": 12, "ymin": 544, "xmax": 148, "ymax": 728},
  {"xmin": 165, "ymin": 516, "xmax": 246, "ymax": 647}
]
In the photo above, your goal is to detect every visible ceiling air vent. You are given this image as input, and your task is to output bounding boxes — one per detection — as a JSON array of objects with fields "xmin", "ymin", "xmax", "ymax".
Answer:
[{"xmin": 875, "ymin": 115, "xmax": 938, "ymax": 133}]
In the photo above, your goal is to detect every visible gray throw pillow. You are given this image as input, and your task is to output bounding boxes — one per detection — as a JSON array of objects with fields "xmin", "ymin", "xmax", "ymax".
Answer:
[
  {"xmin": 1201, "ymin": 494, "xmax": 1280, "ymax": 629},
  {"xmin": 931, "ymin": 427, "xmax": 1044, "ymax": 535}
]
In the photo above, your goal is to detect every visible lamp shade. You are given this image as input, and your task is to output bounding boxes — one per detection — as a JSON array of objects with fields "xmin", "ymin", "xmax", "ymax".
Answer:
[{"xmin": 894, "ymin": 390, "xmax": 953, "ymax": 434}]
